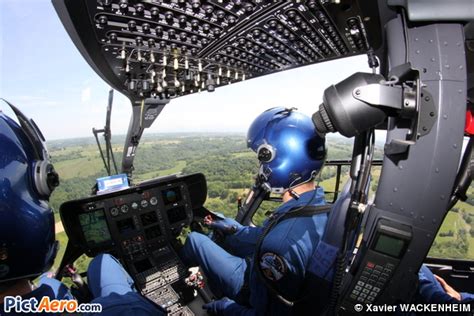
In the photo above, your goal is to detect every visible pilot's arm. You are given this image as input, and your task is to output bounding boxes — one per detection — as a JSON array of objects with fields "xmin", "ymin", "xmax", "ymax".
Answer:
[
  {"xmin": 418, "ymin": 265, "xmax": 474, "ymax": 303},
  {"xmin": 205, "ymin": 214, "xmax": 264, "ymax": 257}
]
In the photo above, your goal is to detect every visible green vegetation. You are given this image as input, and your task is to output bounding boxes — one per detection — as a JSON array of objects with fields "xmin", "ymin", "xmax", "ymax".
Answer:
[{"xmin": 47, "ymin": 133, "xmax": 474, "ymax": 278}]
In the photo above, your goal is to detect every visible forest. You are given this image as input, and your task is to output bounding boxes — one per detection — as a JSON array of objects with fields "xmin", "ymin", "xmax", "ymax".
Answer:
[{"xmin": 47, "ymin": 133, "xmax": 474, "ymax": 273}]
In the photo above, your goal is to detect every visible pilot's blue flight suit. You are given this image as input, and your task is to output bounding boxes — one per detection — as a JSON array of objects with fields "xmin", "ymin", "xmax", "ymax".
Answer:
[
  {"xmin": 181, "ymin": 187, "xmax": 328, "ymax": 315},
  {"xmin": 0, "ymin": 254, "xmax": 164, "ymax": 316},
  {"xmin": 86, "ymin": 253, "xmax": 165, "ymax": 315},
  {"xmin": 0, "ymin": 273, "xmax": 75, "ymax": 316},
  {"xmin": 417, "ymin": 265, "xmax": 474, "ymax": 303}
]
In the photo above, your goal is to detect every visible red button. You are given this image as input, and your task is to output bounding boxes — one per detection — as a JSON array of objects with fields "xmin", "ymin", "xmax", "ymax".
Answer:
[
  {"xmin": 366, "ymin": 262, "xmax": 375, "ymax": 269},
  {"xmin": 465, "ymin": 106, "xmax": 474, "ymax": 136}
]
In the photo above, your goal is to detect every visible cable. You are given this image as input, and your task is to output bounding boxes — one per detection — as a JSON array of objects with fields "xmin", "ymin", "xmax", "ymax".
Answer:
[{"xmin": 401, "ymin": 9, "xmax": 410, "ymax": 64}]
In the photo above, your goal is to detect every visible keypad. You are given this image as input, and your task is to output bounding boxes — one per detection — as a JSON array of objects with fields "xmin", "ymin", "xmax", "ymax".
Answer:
[{"xmin": 349, "ymin": 261, "xmax": 394, "ymax": 303}]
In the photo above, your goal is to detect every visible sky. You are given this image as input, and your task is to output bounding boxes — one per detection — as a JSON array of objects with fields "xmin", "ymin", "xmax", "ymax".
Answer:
[{"xmin": 0, "ymin": 0, "xmax": 371, "ymax": 140}]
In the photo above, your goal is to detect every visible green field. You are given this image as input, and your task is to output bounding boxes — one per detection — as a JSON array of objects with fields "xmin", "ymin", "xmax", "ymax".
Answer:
[{"xmin": 134, "ymin": 160, "xmax": 187, "ymax": 182}]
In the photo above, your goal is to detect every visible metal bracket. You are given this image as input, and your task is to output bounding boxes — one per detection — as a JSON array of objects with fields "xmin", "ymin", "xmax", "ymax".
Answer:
[
  {"xmin": 356, "ymin": 63, "xmax": 438, "ymax": 157},
  {"xmin": 121, "ymin": 97, "xmax": 170, "ymax": 177},
  {"xmin": 352, "ymin": 84, "xmax": 403, "ymax": 110}
]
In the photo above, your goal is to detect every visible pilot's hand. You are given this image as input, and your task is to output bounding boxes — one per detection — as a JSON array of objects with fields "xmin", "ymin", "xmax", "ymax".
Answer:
[
  {"xmin": 203, "ymin": 215, "xmax": 241, "ymax": 235},
  {"xmin": 434, "ymin": 274, "xmax": 462, "ymax": 301},
  {"xmin": 203, "ymin": 297, "xmax": 233, "ymax": 315}
]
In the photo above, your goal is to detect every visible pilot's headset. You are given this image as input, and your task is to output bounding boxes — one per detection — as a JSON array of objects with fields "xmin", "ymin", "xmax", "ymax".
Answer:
[
  {"xmin": 1, "ymin": 99, "xmax": 59, "ymax": 198},
  {"xmin": 246, "ymin": 107, "xmax": 326, "ymax": 195},
  {"xmin": 0, "ymin": 99, "xmax": 59, "ymax": 285}
]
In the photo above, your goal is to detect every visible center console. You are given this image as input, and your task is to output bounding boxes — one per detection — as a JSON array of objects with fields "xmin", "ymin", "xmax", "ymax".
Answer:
[{"xmin": 60, "ymin": 173, "xmax": 208, "ymax": 315}]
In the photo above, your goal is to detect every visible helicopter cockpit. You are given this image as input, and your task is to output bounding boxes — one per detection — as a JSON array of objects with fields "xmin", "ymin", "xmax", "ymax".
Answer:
[{"xmin": 8, "ymin": 0, "xmax": 473, "ymax": 314}]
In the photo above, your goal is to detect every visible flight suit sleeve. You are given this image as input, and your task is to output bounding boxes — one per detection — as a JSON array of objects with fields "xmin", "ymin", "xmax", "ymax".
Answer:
[
  {"xmin": 460, "ymin": 292, "xmax": 474, "ymax": 302},
  {"xmin": 203, "ymin": 298, "xmax": 258, "ymax": 316},
  {"xmin": 231, "ymin": 225, "xmax": 263, "ymax": 244},
  {"xmin": 224, "ymin": 225, "xmax": 264, "ymax": 257},
  {"xmin": 417, "ymin": 265, "xmax": 459, "ymax": 304}
]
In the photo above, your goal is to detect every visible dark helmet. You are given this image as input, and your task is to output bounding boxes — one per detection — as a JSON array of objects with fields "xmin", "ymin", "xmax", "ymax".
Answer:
[
  {"xmin": 0, "ymin": 99, "xmax": 59, "ymax": 283},
  {"xmin": 247, "ymin": 107, "xmax": 326, "ymax": 194}
]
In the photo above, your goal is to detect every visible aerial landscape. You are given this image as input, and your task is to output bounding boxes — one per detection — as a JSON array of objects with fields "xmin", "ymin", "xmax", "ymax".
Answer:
[{"xmin": 48, "ymin": 133, "xmax": 474, "ymax": 276}]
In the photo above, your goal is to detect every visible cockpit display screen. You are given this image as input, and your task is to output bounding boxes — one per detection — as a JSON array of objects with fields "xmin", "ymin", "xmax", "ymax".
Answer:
[
  {"xmin": 167, "ymin": 206, "xmax": 187, "ymax": 224},
  {"xmin": 162, "ymin": 187, "xmax": 182, "ymax": 205},
  {"xmin": 117, "ymin": 218, "xmax": 136, "ymax": 234},
  {"xmin": 79, "ymin": 208, "xmax": 111, "ymax": 245}
]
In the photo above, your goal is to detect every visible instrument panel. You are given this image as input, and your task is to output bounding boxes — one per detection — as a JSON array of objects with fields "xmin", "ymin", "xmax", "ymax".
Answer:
[
  {"xmin": 60, "ymin": 173, "xmax": 208, "ymax": 315},
  {"xmin": 53, "ymin": 0, "xmax": 383, "ymax": 101}
]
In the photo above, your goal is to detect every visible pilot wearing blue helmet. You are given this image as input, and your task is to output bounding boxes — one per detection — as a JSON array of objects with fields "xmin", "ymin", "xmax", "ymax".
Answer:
[
  {"xmin": 0, "ymin": 100, "xmax": 164, "ymax": 315},
  {"xmin": 181, "ymin": 107, "xmax": 328, "ymax": 315}
]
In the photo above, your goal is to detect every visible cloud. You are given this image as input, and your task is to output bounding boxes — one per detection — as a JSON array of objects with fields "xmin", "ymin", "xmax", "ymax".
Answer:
[{"xmin": 81, "ymin": 87, "xmax": 91, "ymax": 103}]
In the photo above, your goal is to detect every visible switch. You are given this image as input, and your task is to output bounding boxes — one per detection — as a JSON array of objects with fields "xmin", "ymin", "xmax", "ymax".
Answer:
[
  {"xmin": 97, "ymin": 15, "xmax": 108, "ymax": 27},
  {"xmin": 128, "ymin": 20, "xmax": 137, "ymax": 31},
  {"xmin": 135, "ymin": 3, "xmax": 145, "ymax": 15},
  {"xmin": 142, "ymin": 23, "xmax": 151, "ymax": 33}
]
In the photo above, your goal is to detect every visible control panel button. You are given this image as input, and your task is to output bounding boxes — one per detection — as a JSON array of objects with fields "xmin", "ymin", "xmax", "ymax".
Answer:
[
  {"xmin": 120, "ymin": 204, "xmax": 129, "ymax": 213},
  {"xmin": 110, "ymin": 207, "xmax": 119, "ymax": 216},
  {"xmin": 131, "ymin": 202, "xmax": 139, "ymax": 210},
  {"xmin": 141, "ymin": 199, "xmax": 149, "ymax": 208},
  {"xmin": 374, "ymin": 265, "xmax": 383, "ymax": 272}
]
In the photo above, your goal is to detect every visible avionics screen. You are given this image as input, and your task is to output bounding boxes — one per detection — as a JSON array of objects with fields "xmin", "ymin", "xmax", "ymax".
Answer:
[
  {"xmin": 162, "ymin": 187, "xmax": 182, "ymax": 205},
  {"xmin": 116, "ymin": 218, "xmax": 136, "ymax": 234},
  {"xmin": 145, "ymin": 225, "xmax": 162, "ymax": 240},
  {"xmin": 373, "ymin": 234, "xmax": 406, "ymax": 258},
  {"xmin": 134, "ymin": 258, "xmax": 153, "ymax": 273},
  {"xmin": 167, "ymin": 206, "xmax": 187, "ymax": 224},
  {"xmin": 140, "ymin": 211, "xmax": 158, "ymax": 226},
  {"xmin": 79, "ymin": 209, "xmax": 111, "ymax": 245}
]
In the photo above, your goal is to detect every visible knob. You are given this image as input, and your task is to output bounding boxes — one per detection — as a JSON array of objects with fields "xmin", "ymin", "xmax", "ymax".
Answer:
[
  {"xmin": 165, "ymin": 11, "xmax": 174, "ymax": 24},
  {"xmin": 216, "ymin": 10, "xmax": 226, "ymax": 20},
  {"xmin": 227, "ymin": 16, "xmax": 236, "ymax": 24},
  {"xmin": 155, "ymin": 26, "xmax": 163, "ymax": 36},
  {"xmin": 135, "ymin": 3, "xmax": 145, "ymax": 15},
  {"xmin": 178, "ymin": 15, "xmax": 187, "ymax": 26},
  {"xmin": 119, "ymin": 0, "xmax": 128, "ymax": 10},
  {"xmin": 109, "ymin": 32, "xmax": 117, "ymax": 42},
  {"xmin": 98, "ymin": 15, "xmax": 108, "ymax": 27},
  {"xmin": 202, "ymin": 4, "xmax": 213, "ymax": 15},
  {"xmin": 150, "ymin": 7, "xmax": 159, "ymax": 17},
  {"xmin": 191, "ymin": 0, "xmax": 201, "ymax": 10},
  {"xmin": 142, "ymin": 23, "xmax": 151, "ymax": 33},
  {"xmin": 128, "ymin": 20, "xmax": 137, "ymax": 31}
]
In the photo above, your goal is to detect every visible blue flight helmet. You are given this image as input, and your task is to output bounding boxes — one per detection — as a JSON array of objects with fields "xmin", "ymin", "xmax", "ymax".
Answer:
[
  {"xmin": 247, "ymin": 107, "xmax": 326, "ymax": 194},
  {"xmin": 0, "ymin": 99, "xmax": 59, "ymax": 285}
]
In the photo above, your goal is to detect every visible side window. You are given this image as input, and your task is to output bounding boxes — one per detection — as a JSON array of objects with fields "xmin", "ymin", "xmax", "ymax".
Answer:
[{"xmin": 428, "ymin": 183, "xmax": 474, "ymax": 260}]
